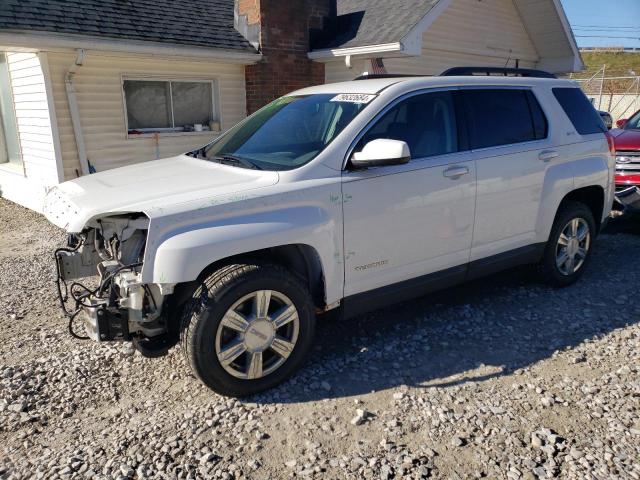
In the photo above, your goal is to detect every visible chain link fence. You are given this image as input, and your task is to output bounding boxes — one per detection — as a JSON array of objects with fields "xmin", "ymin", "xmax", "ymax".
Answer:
[{"xmin": 571, "ymin": 66, "xmax": 640, "ymax": 122}]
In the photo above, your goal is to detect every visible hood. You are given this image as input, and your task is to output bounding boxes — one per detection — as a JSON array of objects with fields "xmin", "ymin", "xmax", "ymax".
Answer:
[
  {"xmin": 44, "ymin": 155, "xmax": 279, "ymax": 232},
  {"xmin": 611, "ymin": 128, "xmax": 640, "ymax": 151}
]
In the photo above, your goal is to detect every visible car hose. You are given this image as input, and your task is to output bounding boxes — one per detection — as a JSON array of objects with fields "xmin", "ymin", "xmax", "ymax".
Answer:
[{"xmin": 67, "ymin": 309, "xmax": 90, "ymax": 341}]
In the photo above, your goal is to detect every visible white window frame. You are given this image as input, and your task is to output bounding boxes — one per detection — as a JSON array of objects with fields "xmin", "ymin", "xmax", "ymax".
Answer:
[{"xmin": 121, "ymin": 75, "xmax": 221, "ymax": 138}]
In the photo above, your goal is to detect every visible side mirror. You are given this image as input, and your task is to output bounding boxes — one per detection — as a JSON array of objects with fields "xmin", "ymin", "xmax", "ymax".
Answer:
[
  {"xmin": 351, "ymin": 139, "xmax": 411, "ymax": 168},
  {"xmin": 616, "ymin": 119, "xmax": 628, "ymax": 128}
]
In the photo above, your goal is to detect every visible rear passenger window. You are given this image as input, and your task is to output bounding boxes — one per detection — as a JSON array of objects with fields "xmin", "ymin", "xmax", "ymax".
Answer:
[
  {"xmin": 526, "ymin": 91, "xmax": 548, "ymax": 140},
  {"xmin": 552, "ymin": 87, "xmax": 606, "ymax": 135},
  {"xmin": 357, "ymin": 91, "xmax": 458, "ymax": 159},
  {"xmin": 461, "ymin": 89, "xmax": 541, "ymax": 149}
]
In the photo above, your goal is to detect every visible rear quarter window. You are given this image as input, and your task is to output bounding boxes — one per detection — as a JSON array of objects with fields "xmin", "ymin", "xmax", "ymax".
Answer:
[
  {"xmin": 461, "ymin": 89, "xmax": 543, "ymax": 149},
  {"xmin": 552, "ymin": 87, "xmax": 606, "ymax": 135}
]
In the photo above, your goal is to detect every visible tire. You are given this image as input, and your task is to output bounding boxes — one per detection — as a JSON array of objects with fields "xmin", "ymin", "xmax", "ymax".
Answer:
[
  {"xmin": 539, "ymin": 201, "xmax": 596, "ymax": 288},
  {"xmin": 180, "ymin": 263, "xmax": 316, "ymax": 397}
]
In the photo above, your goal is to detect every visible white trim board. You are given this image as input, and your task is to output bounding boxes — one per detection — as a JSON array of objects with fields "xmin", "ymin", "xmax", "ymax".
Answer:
[
  {"xmin": 0, "ymin": 31, "xmax": 262, "ymax": 64},
  {"xmin": 0, "ymin": 167, "xmax": 47, "ymax": 212}
]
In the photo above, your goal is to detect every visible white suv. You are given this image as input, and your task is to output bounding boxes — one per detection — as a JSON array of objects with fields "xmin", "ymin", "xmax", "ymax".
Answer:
[{"xmin": 45, "ymin": 68, "xmax": 615, "ymax": 396}]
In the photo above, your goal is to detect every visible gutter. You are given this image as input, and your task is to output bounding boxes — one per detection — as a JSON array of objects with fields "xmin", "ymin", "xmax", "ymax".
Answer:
[
  {"xmin": 65, "ymin": 48, "xmax": 90, "ymax": 176},
  {"xmin": 308, "ymin": 42, "xmax": 403, "ymax": 61},
  {"xmin": 0, "ymin": 30, "xmax": 262, "ymax": 64}
]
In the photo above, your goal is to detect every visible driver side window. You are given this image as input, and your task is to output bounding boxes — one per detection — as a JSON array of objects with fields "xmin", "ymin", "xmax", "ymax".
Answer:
[{"xmin": 357, "ymin": 91, "xmax": 458, "ymax": 159}]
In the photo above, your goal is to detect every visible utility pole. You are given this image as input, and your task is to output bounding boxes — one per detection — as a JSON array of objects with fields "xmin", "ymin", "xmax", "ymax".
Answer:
[{"xmin": 598, "ymin": 64, "xmax": 606, "ymax": 110}]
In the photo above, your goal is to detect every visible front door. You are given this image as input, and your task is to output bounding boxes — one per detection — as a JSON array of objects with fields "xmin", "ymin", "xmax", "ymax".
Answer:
[{"xmin": 342, "ymin": 90, "xmax": 476, "ymax": 298}]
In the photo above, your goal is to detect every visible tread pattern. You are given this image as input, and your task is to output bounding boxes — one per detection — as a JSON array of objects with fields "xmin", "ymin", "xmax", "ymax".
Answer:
[{"xmin": 179, "ymin": 261, "xmax": 314, "ymax": 396}]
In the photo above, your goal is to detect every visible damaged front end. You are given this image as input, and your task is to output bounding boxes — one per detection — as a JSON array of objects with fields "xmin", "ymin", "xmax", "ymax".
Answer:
[
  {"xmin": 615, "ymin": 186, "xmax": 640, "ymax": 212},
  {"xmin": 55, "ymin": 214, "xmax": 175, "ymax": 356}
]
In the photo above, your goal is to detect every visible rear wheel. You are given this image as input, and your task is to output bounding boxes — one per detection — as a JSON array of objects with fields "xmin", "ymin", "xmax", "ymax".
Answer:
[
  {"xmin": 181, "ymin": 263, "xmax": 316, "ymax": 397},
  {"xmin": 539, "ymin": 201, "xmax": 596, "ymax": 287}
]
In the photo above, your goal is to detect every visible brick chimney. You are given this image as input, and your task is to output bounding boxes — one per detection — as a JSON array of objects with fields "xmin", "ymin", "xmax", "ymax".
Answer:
[{"xmin": 235, "ymin": 0, "xmax": 335, "ymax": 114}]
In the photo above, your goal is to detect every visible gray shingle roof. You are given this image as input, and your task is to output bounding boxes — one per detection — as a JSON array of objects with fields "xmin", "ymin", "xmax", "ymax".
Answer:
[
  {"xmin": 0, "ymin": 0, "xmax": 256, "ymax": 53},
  {"xmin": 313, "ymin": 0, "xmax": 441, "ymax": 50}
]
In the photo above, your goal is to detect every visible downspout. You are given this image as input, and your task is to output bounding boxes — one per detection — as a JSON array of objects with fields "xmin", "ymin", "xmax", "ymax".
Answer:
[{"xmin": 64, "ymin": 49, "xmax": 90, "ymax": 176}]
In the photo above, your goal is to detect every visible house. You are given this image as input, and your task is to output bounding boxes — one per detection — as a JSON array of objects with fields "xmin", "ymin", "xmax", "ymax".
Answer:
[{"xmin": 0, "ymin": 0, "xmax": 582, "ymax": 211}]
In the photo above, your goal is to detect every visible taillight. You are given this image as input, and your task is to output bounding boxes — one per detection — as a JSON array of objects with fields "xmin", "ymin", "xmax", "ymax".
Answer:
[{"xmin": 605, "ymin": 131, "xmax": 615, "ymax": 156}]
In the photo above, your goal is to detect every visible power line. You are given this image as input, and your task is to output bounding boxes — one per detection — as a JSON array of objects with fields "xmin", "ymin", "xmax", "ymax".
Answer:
[
  {"xmin": 575, "ymin": 28, "xmax": 640, "ymax": 32},
  {"xmin": 573, "ymin": 25, "xmax": 640, "ymax": 30},
  {"xmin": 575, "ymin": 35, "xmax": 640, "ymax": 40},
  {"xmin": 574, "ymin": 29, "xmax": 640, "ymax": 33}
]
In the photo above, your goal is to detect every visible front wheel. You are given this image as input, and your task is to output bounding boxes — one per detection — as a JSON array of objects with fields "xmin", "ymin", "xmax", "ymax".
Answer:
[
  {"xmin": 539, "ymin": 201, "xmax": 596, "ymax": 287},
  {"xmin": 180, "ymin": 263, "xmax": 316, "ymax": 397}
]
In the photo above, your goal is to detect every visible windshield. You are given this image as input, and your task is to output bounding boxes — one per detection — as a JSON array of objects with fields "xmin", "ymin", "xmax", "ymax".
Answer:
[
  {"xmin": 623, "ymin": 110, "xmax": 640, "ymax": 130},
  {"xmin": 190, "ymin": 94, "xmax": 373, "ymax": 170}
]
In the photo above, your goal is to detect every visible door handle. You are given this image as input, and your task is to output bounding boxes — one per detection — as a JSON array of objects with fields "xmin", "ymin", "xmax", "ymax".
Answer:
[
  {"xmin": 443, "ymin": 166, "xmax": 469, "ymax": 179},
  {"xmin": 539, "ymin": 150, "xmax": 559, "ymax": 162}
]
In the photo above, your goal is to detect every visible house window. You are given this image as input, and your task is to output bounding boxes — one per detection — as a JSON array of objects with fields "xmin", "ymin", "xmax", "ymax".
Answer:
[
  {"xmin": 0, "ymin": 53, "xmax": 21, "ymax": 166},
  {"xmin": 123, "ymin": 79, "xmax": 218, "ymax": 135}
]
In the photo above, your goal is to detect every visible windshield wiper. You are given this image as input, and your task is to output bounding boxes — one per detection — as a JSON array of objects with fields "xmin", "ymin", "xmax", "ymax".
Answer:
[{"xmin": 211, "ymin": 155, "xmax": 262, "ymax": 170}]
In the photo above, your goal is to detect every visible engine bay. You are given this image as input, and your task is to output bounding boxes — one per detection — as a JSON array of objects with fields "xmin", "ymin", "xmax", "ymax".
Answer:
[{"xmin": 54, "ymin": 214, "xmax": 168, "ymax": 347}]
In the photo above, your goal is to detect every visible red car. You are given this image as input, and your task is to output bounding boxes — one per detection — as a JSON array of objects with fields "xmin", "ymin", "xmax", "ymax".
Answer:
[
  {"xmin": 613, "ymin": 110, "xmax": 640, "ymax": 188},
  {"xmin": 612, "ymin": 110, "xmax": 640, "ymax": 210}
]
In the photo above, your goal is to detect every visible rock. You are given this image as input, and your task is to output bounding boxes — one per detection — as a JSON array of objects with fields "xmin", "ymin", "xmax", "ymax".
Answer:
[
  {"xmin": 616, "ymin": 365, "xmax": 631, "ymax": 375},
  {"xmin": 321, "ymin": 381, "xmax": 332, "ymax": 391},
  {"xmin": 7, "ymin": 401, "xmax": 26, "ymax": 413},
  {"xmin": 199, "ymin": 453, "xmax": 218, "ymax": 464},
  {"xmin": 569, "ymin": 447, "xmax": 584, "ymax": 459},
  {"xmin": 531, "ymin": 433, "xmax": 543, "ymax": 449},
  {"xmin": 351, "ymin": 408, "xmax": 369, "ymax": 426},
  {"xmin": 285, "ymin": 460, "xmax": 297, "ymax": 468},
  {"xmin": 450, "ymin": 437, "xmax": 465, "ymax": 447},
  {"xmin": 541, "ymin": 397, "xmax": 555, "ymax": 408}
]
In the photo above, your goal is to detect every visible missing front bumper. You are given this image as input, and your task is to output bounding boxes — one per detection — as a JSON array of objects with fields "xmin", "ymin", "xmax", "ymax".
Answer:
[
  {"xmin": 615, "ymin": 186, "xmax": 640, "ymax": 212},
  {"xmin": 79, "ymin": 302, "xmax": 130, "ymax": 342}
]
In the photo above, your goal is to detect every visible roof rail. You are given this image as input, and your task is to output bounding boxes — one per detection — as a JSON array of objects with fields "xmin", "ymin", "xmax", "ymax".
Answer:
[
  {"xmin": 440, "ymin": 67, "xmax": 556, "ymax": 79},
  {"xmin": 354, "ymin": 74, "xmax": 426, "ymax": 80}
]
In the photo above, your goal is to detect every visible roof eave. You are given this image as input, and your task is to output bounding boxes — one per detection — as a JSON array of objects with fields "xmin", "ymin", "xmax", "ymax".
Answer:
[
  {"xmin": 308, "ymin": 0, "xmax": 453, "ymax": 62},
  {"xmin": 0, "ymin": 30, "xmax": 262, "ymax": 64},
  {"xmin": 549, "ymin": 0, "xmax": 584, "ymax": 72}
]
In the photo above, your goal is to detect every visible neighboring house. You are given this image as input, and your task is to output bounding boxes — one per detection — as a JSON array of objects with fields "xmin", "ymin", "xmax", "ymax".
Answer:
[{"xmin": 0, "ymin": 0, "xmax": 582, "ymax": 212}]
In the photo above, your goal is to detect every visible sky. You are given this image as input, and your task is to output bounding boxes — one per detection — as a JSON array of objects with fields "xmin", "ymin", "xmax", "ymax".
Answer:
[{"xmin": 560, "ymin": 0, "xmax": 640, "ymax": 49}]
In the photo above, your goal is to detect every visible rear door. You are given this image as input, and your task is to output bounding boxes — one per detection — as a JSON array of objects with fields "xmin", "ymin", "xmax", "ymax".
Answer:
[{"xmin": 459, "ymin": 88, "xmax": 552, "ymax": 262}]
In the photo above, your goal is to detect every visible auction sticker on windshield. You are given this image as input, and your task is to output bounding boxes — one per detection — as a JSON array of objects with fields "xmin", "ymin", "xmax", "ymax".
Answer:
[{"xmin": 331, "ymin": 93, "xmax": 377, "ymax": 104}]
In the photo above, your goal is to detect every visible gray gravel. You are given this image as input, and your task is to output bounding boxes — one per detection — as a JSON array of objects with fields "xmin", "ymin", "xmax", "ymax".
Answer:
[{"xmin": 0, "ymin": 197, "xmax": 639, "ymax": 479}]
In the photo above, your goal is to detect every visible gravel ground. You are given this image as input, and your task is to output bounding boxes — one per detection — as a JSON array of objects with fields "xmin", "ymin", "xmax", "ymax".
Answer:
[{"xmin": 0, "ymin": 197, "xmax": 639, "ymax": 480}]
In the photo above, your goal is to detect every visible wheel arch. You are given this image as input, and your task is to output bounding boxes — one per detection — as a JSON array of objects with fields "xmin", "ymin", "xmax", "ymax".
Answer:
[
  {"xmin": 557, "ymin": 185, "xmax": 606, "ymax": 234},
  {"xmin": 170, "ymin": 243, "xmax": 328, "ymax": 311}
]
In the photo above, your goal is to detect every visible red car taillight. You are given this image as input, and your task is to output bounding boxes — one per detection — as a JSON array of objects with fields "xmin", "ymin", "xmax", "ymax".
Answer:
[{"xmin": 605, "ymin": 131, "xmax": 615, "ymax": 156}]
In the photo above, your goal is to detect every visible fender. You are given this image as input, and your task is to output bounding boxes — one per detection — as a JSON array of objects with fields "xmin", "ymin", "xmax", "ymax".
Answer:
[
  {"xmin": 570, "ymin": 152, "xmax": 612, "ymax": 223},
  {"xmin": 536, "ymin": 161, "xmax": 575, "ymax": 241},
  {"xmin": 141, "ymin": 205, "xmax": 343, "ymax": 305},
  {"xmin": 537, "ymin": 147, "xmax": 610, "ymax": 241}
]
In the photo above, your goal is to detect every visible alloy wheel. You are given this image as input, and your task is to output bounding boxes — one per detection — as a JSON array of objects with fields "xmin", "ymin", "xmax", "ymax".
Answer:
[
  {"xmin": 215, "ymin": 290, "xmax": 300, "ymax": 379},
  {"xmin": 555, "ymin": 217, "xmax": 591, "ymax": 276}
]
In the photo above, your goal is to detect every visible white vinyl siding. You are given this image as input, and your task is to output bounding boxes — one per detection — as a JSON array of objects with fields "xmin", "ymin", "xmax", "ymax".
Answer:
[
  {"xmin": 45, "ymin": 52, "xmax": 246, "ymax": 180},
  {"xmin": 512, "ymin": 0, "xmax": 573, "ymax": 59},
  {"xmin": 4, "ymin": 52, "xmax": 59, "ymax": 185},
  {"xmin": 325, "ymin": 0, "xmax": 539, "ymax": 83}
]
